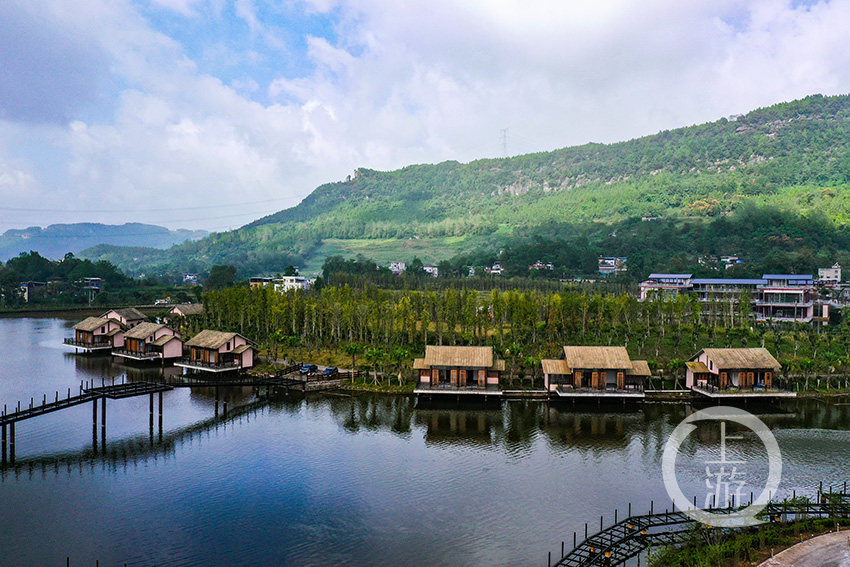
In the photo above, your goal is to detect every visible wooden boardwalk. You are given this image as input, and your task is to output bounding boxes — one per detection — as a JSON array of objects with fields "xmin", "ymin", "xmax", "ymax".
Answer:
[
  {"xmin": 551, "ymin": 488, "xmax": 850, "ymax": 567},
  {"xmin": 0, "ymin": 367, "xmax": 359, "ymax": 466}
]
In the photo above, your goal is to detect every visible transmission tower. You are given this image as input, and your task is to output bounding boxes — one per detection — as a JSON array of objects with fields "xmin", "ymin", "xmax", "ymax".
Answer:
[{"xmin": 500, "ymin": 128, "xmax": 509, "ymax": 157}]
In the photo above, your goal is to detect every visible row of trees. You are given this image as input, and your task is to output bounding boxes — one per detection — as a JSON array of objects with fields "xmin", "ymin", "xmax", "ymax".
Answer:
[{"xmin": 199, "ymin": 283, "xmax": 850, "ymax": 389}]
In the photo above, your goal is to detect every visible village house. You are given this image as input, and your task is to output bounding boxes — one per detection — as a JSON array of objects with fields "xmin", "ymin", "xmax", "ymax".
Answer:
[
  {"xmin": 413, "ymin": 346, "xmax": 505, "ymax": 396},
  {"xmin": 168, "ymin": 303, "xmax": 204, "ymax": 319},
  {"xmin": 112, "ymin": 322, "xmax": 183, "ymax": 362},
  {"xmin": 818, "ymin": 263, "xmax": 841, "ymax": 284},
  {"xmin": 101, "ymin": 307, "xmax": 147, "ymax": 328},
  {"xmin": 598, "ymin": 256, "xmax": 627, "ymax": 276},
  {"xmin": 389, "ymin": 261, "xmax": 406, "ymax": 275},
  {"xmin": 686, "ymin": 348, "xmax": 785, "ymax": 395},
  {"xmin": 63, "ymin": 316, "xmax": 125, "ymax": 352},
  {"xmin": 175, "ymin": 330, "xmax": 256, "ymax": 373},
  {"xmin": 273, "ymin": 276, "xmax": 311, "ymax": 292},
  {"xmin": 422, "ymin": 264, "xmax": 439, "ymax": 278},
  {"xmin": 541, "ymin": 346, "xmax": 650, "ymax": 398}
]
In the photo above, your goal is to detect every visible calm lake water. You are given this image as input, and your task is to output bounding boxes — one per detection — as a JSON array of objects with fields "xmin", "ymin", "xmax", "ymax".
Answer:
[{"xmin": 1, "ymin": 317, "xmax": 849, "ymax": 567}]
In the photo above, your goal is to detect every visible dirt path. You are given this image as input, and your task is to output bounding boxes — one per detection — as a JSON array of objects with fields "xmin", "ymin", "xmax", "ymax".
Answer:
[{"xmin": 758, "ymin": 530, "xmax": 850, "ymax": 567}]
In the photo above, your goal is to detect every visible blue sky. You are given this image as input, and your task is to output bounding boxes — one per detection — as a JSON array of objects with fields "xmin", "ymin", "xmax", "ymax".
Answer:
[{"xmin": 2, "ymin": 0, "xmax": 850, "ymax": 233}]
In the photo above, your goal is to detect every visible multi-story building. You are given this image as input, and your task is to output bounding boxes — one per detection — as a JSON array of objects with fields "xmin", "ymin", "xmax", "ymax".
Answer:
[
  {"xmin": 755, "ymin": 275, "xmax": 827, "ymax": 324},
  {"xmin": 818, "ymin": 263, "xmax": 841, "ymax": 284},
  {"xmin": 640, "ymin": 273, "xmax": 829, "ymax": 325},
  {"xmin": 638, "ymin": 273, "xmax": 693, "ymax": 301}
]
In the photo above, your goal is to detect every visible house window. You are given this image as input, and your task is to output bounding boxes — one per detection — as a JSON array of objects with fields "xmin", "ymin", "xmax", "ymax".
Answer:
[
  {"xmin": 101, "ymin": 326, "xmax": 105, "ymax": 333},
  {"xmin": 226, "ymin": 341, "xmax": 231, "ymax": 351}
]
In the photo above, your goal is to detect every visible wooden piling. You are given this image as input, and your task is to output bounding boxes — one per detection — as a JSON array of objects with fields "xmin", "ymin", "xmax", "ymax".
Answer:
[
  {"xmin": 9, "ymin": 422, "xmax": 14, "ymax": 464},
  {"xmin": 1, "ymin": 423, "xmax": 6, "ymax": 465}
]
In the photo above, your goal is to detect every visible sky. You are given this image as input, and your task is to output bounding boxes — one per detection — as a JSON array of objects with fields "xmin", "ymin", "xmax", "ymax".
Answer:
[{"xmin": 1, "ymin": 0, "xmax": 850, "ymax": 234}]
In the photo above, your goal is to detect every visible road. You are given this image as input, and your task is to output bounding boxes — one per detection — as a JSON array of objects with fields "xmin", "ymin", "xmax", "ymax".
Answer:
[{"xmin": 759, "ymin": 530, "xmax": 850, "ymax": 567}]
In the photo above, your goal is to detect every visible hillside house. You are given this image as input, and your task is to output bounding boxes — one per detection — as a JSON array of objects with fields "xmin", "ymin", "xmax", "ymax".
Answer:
[
  {"xmin": 598, "ymin": 257, "xmax": 627, "ymax": 276},
  {"xmin": 63, "ymin": 317, "xmax": 125, "ymax": 352},
  {"xmin": 113, "ymin": 322, "xmax": 183, "ymax": 362},
  {"xmin": 273, "ymin": 276, "xmax": 311, "ymax": 292},
  {"xmin": 101, "ymin": 308, "xmax": 147, "ymax": 328},
  {"xmin": 175, "ymin": 330, "xmax": 256, "ymax": 373},
  {"xmin": 686, "ymin": 348, "xmax": 783, "ymax": 394},
  {"xmin": 542, "ymin": 346, "xmax": 649, "ymax": 398},
  {"xmin": 818, "ymin": 263, "xmax": 841, "ymax": 284},
  {"xmin": 414, "ymin": 346, "xmax": 505, "ymax": 396},
  {"xmin": 168, "ymin": 303, "xmax": 204, "ymax": 318}
]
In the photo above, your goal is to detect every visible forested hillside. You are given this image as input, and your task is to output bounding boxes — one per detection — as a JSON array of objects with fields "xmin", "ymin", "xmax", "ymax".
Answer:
[{"xmin": 82, "ymin": 94, "xmax": 850, "ymax": 278}]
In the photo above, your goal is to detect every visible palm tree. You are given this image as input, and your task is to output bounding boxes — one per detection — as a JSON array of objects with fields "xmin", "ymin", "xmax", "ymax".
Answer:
[
  {"xmin": 388, "ymin": 347, "xmax": 410, "ymax": 386},
  {"xmin": 364, "ymin": 347, "xmax": 386, "ymax": 385},
  {"xmin": 342, "ymin": 343, "xmax": 362, "ymax": 374}
]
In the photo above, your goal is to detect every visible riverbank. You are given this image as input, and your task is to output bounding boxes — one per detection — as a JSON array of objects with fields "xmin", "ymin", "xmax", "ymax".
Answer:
[{"xmin": 648, "ymin": 518, "xmax": 850, "ymax": 567}]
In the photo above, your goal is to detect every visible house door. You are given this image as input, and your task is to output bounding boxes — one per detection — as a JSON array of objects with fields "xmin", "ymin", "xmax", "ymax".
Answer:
[
  {"xmin": 616, "ymin": 372, "xmax": 625, "ymax": 390},
  {"xmin": 450, "ymin": 369, "xmax": 458, "ymax": 387},
  {"xmin": 459, "ymin": 370, "xmax": 467, "ymax": 387},
  {"xmin": 431, "ymin": 369, "xmax": 439, "ymax": 386},
  {"xmin": 478, "ymin": 370, "xmax": 486, "ymax": 388}
]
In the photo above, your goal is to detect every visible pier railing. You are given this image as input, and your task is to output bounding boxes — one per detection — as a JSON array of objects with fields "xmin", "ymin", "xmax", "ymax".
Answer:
[{"xmin": 549, "ymin": 485, "xmax": 850, "ymax": 567}]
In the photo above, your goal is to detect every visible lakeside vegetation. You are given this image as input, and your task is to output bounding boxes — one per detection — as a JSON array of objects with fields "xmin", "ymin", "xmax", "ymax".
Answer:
[
  {"xmin": 649, "ymin": 517, "xmax": 850, "ymax": 567},
  {"xmin": 197, "ymin": 282, "xmax": 850, "ymax": 391}
]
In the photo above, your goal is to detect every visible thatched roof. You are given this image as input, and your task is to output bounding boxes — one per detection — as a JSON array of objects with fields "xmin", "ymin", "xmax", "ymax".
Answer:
[
  {"xmin": 541, "ymin": 359, "xmax": 571, "ymax": 376},
  {"xmin": 152, "ymin": 335, "xmax": 180, "ymax": 347},
  {"xmin": 103, "ymin": 308, "xmax": 146, "ymax": 322},
  {"xmin": 421, "ymin": 345, "xmax": 505, "ymax": 370},
  {"xmin": 231, "ymin": 344, "xmax": 255, "ymax": 354},
  {"xmin": 628, "ymin": 360, "xmax": 651, "ymax": 377},
  {"xmin": 73, "ymin": 317, "xmax": 110, "ymax": 332},
  {"xmin": 697, "ymin": 348, "xmax": 781, "ymax": 370},
  {"xmin": 686, "ymin": 361, "xmax": 710, "ymax": 374},
  {"xmin": 185, "ymin": 330, "xmax": 240, "ymax": 349},
  {"xmin": 124, "ymin": 322, "xmax": 166, "ymax": 340},
  {"xmin": 412, "ymin": 358, "xmax": 429, "ymax": 370},
  {"xmin": 562, "ymin": 346, "xmax": 632, "ymax": 370},
  {"xmin": 170, "ymin": 303, "xmax": 204, "ymax": 317}
]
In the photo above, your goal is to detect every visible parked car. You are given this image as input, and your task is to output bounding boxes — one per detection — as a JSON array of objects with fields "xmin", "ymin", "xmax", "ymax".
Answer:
[
  {"xmin": 299, "ymin": 364, "xmax": 318, "ymax": 375},
  {"xmin": 322, "ymin": 367, "xmax": 338, "ymax": 377}
]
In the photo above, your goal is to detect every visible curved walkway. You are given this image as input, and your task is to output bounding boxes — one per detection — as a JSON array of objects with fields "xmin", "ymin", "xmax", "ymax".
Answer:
[{"xmin": 758, "ymin": 530, "xmax": 850, "ymax": 567}]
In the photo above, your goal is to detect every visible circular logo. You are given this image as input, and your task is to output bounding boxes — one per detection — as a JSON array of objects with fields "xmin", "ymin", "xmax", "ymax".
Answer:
[{"xmin": 662, "ymin": 406, "xmax": 782, "ymax": 527}]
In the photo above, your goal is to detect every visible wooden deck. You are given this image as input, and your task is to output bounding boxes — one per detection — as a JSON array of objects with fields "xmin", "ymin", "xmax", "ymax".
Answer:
[{"xmin": 691, "ymin": 385, "xmax": 797, "ymax": 399}]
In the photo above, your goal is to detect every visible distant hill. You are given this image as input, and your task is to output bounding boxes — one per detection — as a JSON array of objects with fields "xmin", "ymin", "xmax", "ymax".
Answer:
[
  {"xmin": 0, "ymin": 223, "xmax": 208, "ymax": 262},
  {"xmin": 83, "ymin": 93, "xmax": 850, "ymax": 276}
]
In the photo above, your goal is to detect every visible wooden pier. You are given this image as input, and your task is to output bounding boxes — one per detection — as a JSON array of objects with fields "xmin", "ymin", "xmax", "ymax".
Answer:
[
  {"xmin": 0, "ymin": 381, "xmax": 173, "ymax": 466},
  {"xmin": 0, "ymin": 366, "xmax": 359, "ymax": 466}
]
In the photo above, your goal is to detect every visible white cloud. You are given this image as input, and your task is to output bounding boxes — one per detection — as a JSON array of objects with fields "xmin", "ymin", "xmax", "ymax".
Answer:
[{"xmin": 2, "ymin": 0, "xmax": 850, "ymax": 233}]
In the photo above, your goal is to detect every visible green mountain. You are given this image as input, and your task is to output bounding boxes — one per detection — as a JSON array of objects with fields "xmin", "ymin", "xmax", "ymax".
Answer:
[
  {"xmin": 83, "ymin": 94, "xmax": 850, "ymax": 276},
  {"xmin": 1, "ymin": 223, "xmax": 208, "ymax": 263}
]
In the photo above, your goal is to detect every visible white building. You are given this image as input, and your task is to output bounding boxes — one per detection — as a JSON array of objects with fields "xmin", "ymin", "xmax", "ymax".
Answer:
[
  {"xmin": 273, "ymin": 276, "xmax": 311, "ymax": 292},
  {"xmin": 422, "ymin": 264, "xmax": 439, "ymax": 278},
  {"xmin": 598, "ymin": 256, "xmax": 627, "ymax": 276},
  {"xmin": 818, "ymin": 263, "xmax": 841, "ymax": 284},
  {"xmin": 389, "ymin": 261, "xmax": 406, "ymax": 274}
]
